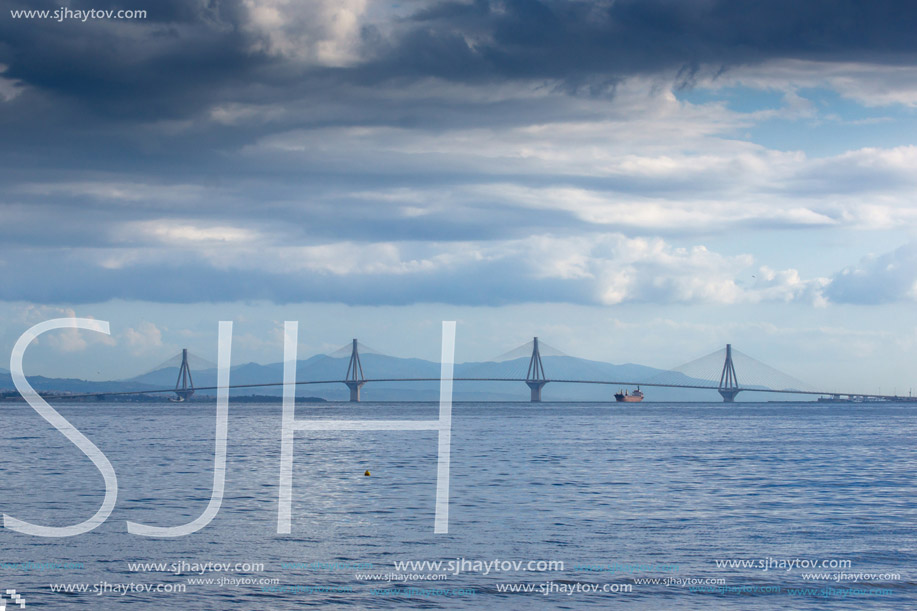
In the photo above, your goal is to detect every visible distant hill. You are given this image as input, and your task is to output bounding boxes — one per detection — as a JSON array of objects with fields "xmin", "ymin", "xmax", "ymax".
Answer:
[{"xmin": 0, "ymin": 371, "xmax": 158, "ymax": 395}]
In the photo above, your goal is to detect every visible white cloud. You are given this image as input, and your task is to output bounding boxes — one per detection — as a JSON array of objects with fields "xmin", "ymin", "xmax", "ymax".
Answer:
[
  {"xmin": 753, "ymin": 266, "xmax": 829, "ymax": 307},
  {"xmin": 40, "ymin": 229, "xmax": 833, "ymax": 307},
  {"xmin": 241, "ymin": 0, "xmax": 367, "ymax": 66},
  {"xmin": 240, "ymin": 72, "xmax": 917, "ymax": 235},
  {"xmin": 826, "ymin": 242, "xmax": 917, "ymax": 304},
  {"xmin": 122, "ymin": 321, "xmax": 164, "ymax": 354},
  {"xmin": 700, "ymin": 59, "xmax": 917, "ymax": 108},
  {"xmin": 123, "ymin": 220, "xmax": 261, "ymax": 245},
  {"xmin": 0, "ymin": 63, "xmax": 23, "ymax": 102},
  {"xmin": 17, "ymin": 306, "xmax": 116, "ymax": 352}
]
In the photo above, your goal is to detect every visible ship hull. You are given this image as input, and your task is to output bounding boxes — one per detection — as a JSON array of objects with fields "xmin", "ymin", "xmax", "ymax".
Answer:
[{"xmin": 614, "ymin": 393, "xmax": 643, "ymax": 403}]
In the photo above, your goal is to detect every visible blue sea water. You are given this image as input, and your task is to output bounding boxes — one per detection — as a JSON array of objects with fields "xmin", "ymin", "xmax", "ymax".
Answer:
[{"xmin": 1, "ymin": 401, "xmax": 915, "ymax": 609}]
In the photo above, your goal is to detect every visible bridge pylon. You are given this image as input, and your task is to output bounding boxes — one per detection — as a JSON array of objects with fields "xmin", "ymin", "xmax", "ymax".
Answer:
[
  {"xmin": 344, "ymin": 339, "xmax": 366, "ymax": 402},
  {"xmin": 173, "ymin": 348, "xmax": 195, "ymax": 402},
  {"xmin": 718, "ymin": 343, "xmax": 740, "ymax": 403},
  {"xmin": 525, "ymin": 337, "xmax": 548, "ymax": 402}
]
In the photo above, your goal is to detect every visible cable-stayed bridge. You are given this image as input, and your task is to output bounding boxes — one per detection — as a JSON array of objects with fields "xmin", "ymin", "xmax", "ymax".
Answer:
[{"xmin": 54, "ymin": 337, "xmax": 915, "ymax": 404}]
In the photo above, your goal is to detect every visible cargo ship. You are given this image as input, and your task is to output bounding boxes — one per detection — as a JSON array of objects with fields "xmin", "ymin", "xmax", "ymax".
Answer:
[{"xmin": 614, "ymin": 388, "xmax": 644, "ymax": 402}]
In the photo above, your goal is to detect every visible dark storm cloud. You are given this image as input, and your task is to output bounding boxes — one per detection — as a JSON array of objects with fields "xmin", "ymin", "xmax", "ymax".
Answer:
[
  {"xmin": 3, "ymin": 0, "xmax": 916, "ymax": 164},
  {"xmin": 385, "ymin": 0, "xmax": 917, "ymax": 82},
  {"xmin": 1, "ymin": 0, "xmax": 257, "ymax": 118},
  {"xmin": 4, "ymin": 0, "xmax": 917, "ymax": 124}
]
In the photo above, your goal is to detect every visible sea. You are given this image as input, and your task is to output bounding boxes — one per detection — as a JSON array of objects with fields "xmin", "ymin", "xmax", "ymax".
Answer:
[{"xmin": 1, "ymin": 401, "xmax": 915, "ymax": 609}]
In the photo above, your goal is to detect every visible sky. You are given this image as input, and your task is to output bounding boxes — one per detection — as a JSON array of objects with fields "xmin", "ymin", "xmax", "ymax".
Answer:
[{"xmin": 2, "ymin": 0, "xmax": 917, "ymax": 395}]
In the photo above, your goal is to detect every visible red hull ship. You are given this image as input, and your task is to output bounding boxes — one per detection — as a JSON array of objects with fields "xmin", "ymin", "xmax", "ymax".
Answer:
[{"xmin": 614, "ymin": 388, "xmax": 644, "ymax": 402}]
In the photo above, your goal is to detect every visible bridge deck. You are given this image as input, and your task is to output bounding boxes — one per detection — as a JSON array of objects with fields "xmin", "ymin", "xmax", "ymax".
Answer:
[{"xmin": 38, "ymin": 377, "xmax": 911, "ymax": 402}]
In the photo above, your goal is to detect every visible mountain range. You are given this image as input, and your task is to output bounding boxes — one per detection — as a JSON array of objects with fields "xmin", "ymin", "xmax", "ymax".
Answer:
[{"xmin": 0, "ymin": 354, "xmax": 744, "ymax": 402}]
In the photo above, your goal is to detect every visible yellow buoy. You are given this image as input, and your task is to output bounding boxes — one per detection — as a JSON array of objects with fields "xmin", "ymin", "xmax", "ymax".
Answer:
[{"xmin": 364, "ymin": 470, "xmax": 371, "ymax": 477}]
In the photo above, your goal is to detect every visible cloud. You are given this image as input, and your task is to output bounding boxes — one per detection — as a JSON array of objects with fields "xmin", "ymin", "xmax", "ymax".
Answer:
[
  {"xmin": 122, "ymin": 321, "xmax": 164, "ymax": 354},
  {"xmin": 365, "ymin": 0, "xmax": 917, "ymax": 87},
  {"xmin": 241, "ymin": 0, "xmax": 367, "ymax": 65},
  {"xmin": 701, "ymin": 59, "xmax": 917, "ymax": 108},
  {"xmin": 0, "ymin": 63, "xmax": 23, "ymax": 102},
  {"xmin": 0, "ymin": 233, "xmax": 828, "ymax": 307},
  {"xmin": 0, "ymin": 0, "xmax": 915, "ymax": 315},
  {"xmin": 121, "ymin": 220, "xmax": 261, "ymax": 246},
  {"xmin": 781, "ymin": 146, "xmax": 917, "ymax": 196},
  {"xmin": 2, "ymin": 0, "xmax": 917, "ymax": 127},
  {"xmin": 825, "ymin": 242, "xmax": 917, "ymax": 304},
  {"xmin": 18, "ymin": 181, "xmax": 208, "ymax": 204},
  {"xmin": 752, "ymin": 266, "xmax": 829, "ymax": 307},
  {"xmin": 15, "ymin": 305, "xmax": 116, "ymax": 352}
]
